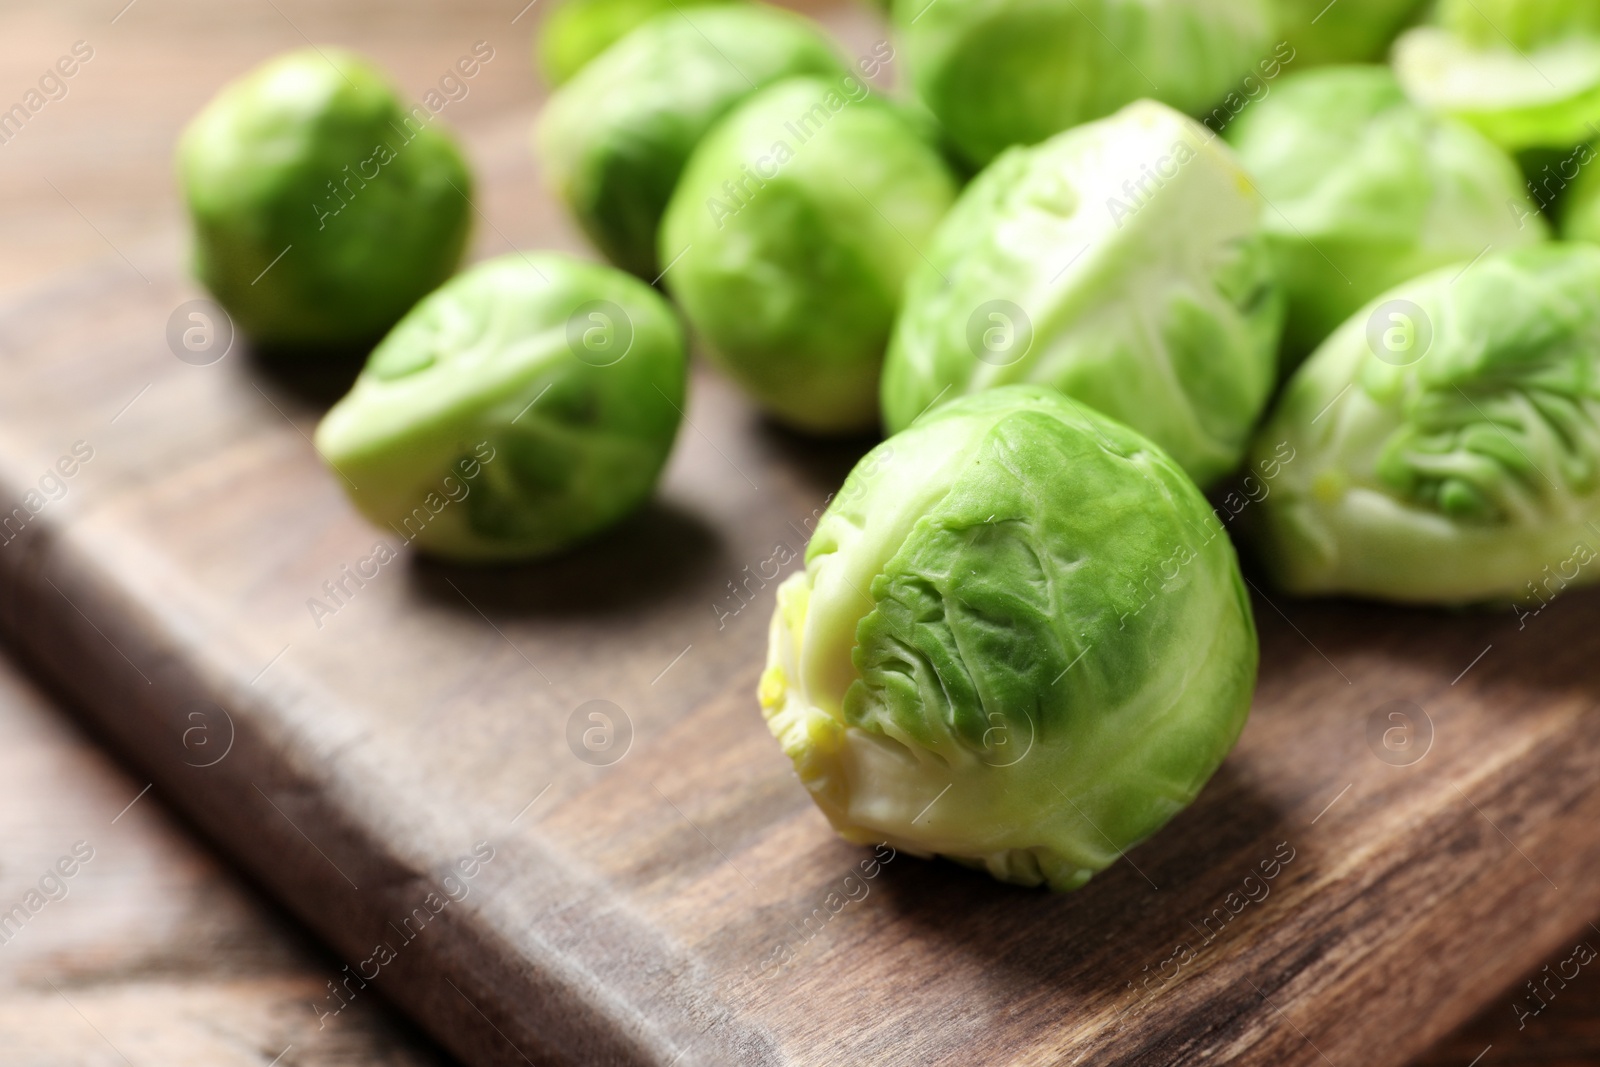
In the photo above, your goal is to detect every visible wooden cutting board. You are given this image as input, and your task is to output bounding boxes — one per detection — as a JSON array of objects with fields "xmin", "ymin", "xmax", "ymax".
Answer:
[
  {"xmin": 6, "ymin": 21, "xmax": 1600, "ymax": 1067},
  {"xmin": 6, "ymin": 242, "xmax": 1600, "ymax": 1067},
  {"xmin": 0, "ymin": 603, "xmax": 450, "ymax": 1067}
]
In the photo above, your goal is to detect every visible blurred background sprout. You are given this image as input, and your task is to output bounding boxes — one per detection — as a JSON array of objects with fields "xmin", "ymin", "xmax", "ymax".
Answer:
[
  {"xmin": 1266, "ymin": 0, "xmax": 1427, "ymax": 67},
  {"xmin": 537, "ymin": 0, "xmax": 735, "ymax": 85},
  {"xmin": 538, "ymin": 5, "xmax": 849, "ymax": 280},
  {"xmin": 179, "ymin": 48, "xmax": 473, "ymax": 353},
  {"xmin": 895, "ymin": 0, "xmax": 1276, "ymax": 166},
  {"xmin": 1395, "ymin": 0, "xmax": 1600, "ymax": 154},
  {"xmin": 661, "ymin": 74, "xmax": 958, "ymax": 435},
  {"xmin": 1227, "ymin": 65, "xmax": 1547, "ymax": 366}
]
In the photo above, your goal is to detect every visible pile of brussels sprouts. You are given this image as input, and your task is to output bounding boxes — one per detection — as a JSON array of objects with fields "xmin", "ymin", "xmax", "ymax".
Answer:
[{"xmin": 179, "ymin": 0, "xmax": 1600, "ymax": 892}]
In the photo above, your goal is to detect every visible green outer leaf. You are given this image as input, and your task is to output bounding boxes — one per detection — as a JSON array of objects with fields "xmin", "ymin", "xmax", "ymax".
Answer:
[
  {"xmin": 895, "ymin": 0, "xmax": 1275, "ymax": 167},
  {"xmin": 1226, "ymin": 65, "xmax": 1547, "ymax": 364},
  {"xmin": 761, "ymin": 385, "xmax": 1257, "ymax": 891},
  {"xmin": 1248, "ymin": 244, "xmax": 1600, "ymax": 604},
  {"xmin": 881, "ymin": 100, "xmax": 1282, "ymax": 488},
  {"xmin": 315, "ymin": 252, "xmax": 686, "ymax": 561},
  {"xmin": 537, "ymin": 5, "xmax": 849, "ymax": 279},
  {"xmin": 178, "ymin": 48, "xmax": 473, "ymax": 349},
  {"xmin": 660, "ymin": 75, "xmax": 958, "ymax": 435}
]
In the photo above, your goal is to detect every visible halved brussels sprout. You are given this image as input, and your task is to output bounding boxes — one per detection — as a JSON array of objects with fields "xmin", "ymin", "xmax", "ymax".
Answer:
[
  {"xmin": 882, "ymin": 100, "xmax": 1282, "ymax": 488},
  {"xmin": 538, "ymin": 5, "xmax": 848, "ymax": 279},
  {"xmin": 1248, "ymin": 244, "xmax": 1600, "ymax": 604},
  {"xmin": 1267, "ymin": 0, "xmax": 1426, "ymax": 66},
  {"xmin": 315, "ymin": 253, "xmax": 686, "ymax": 561},
  {"xmin": 1226, "ymin": 65, "xmax": 1547, "ymax": 364},
  {"xmin": 1395, "ymin": 0, "xmax": 1600, "ymax": 152},
  {"xmin": 179, "ymin": 48, "xmax": 473, "ymax": 351},
  {"xmin": 537, "ymin": 0, "xmax": 734, "ymax": 86},
  {"xmin": 761, "ymin": 385, "xmax": 1258, "ymax": 891},
  {"xmin": 895, "ymin": 0, "xmax": 1275, "ymax": 166},
  {"xmin": 661, "ymin": 74, "xmax": 959, "ymax": 435}
]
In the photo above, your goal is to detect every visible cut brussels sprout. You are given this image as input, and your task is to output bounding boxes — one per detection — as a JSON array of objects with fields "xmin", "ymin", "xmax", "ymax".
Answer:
[
  {"xmin": 1395, "ymin": 0, "xmax": 1600, "ymax": 152},
  {"xmin": 761, "ymin": 385, "xmax": 1258, "ymax": 891},
  {"xmin": 1227, "ymin": 65, "xmax": 1547, "ymax": 364},
  {"xmin": 895, "ymin": 0, "xmax": 1276, "ymax": 166},
  {"xmin": 538, "ymin": 5, "xmax": 848, "ymax": 279},
  {"xmin": 178, "ymin": 48, "xmax": 473, "ymax": 351},
  {"xmin": 1248, "ymin": 244, "xmax": 1600, "ymax": 604},
  {"xmin": 537, "ymin": 0, "xmax": 734, "ymax": 86},
  {"xmin": 882, "ymin": 100, "xmax": 1282, "ymax": 488},
  {"xmin": 1267, "ymin": 0, "xmax": 1426, "ymax": 66},
  {"xmin": 315, "ymin": 253, "xmax": 686, "ymax": 562},
  {"xmin": 661, "ymin": 74, "xmax": 959, "ymax": 435}
]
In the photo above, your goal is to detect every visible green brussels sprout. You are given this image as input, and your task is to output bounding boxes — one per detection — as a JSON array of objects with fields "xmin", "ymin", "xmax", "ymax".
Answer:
[
  {"xmin": 537, "ymin": 0, "xmax": 734, "ymax": 86},
  {"xmin": 1247, "ymin": 244, "xmax": 1600, "ymax": 605},
  {"xmin": 1267, "ymin": 0, "xmax": 1426, "ymax": 66},
  {"xmin": 537, "ymin": 5, "xmax": 849, "ymax": 279},
  {"xmin": 315, "ymin": 253, "xmax": 686, "ymax": 562},
  {"xmin": 1226, "ymin": 65, "xmax": 1548, "ymax": 365},
  {"xmin": 1394, "ymin": 0, "xmax": 1600, "ymax": 152},
  {"xmin": 760, "ymin": 385, "xmax": 1257, "ymax": 891},
  {"xmin": 881, "ymin": 101, "xmax": 1283, "ymax": 488},
  {"xmin": 895, "ymin": 0, "xmax": 1276, "ymax": 166},
  {"xmin": 1560, "ymin": 144, "xmax": 1600, "ymax": 241},
  {"xmin": 660, "ymin": 75, "xmax": 959, "ymax": 435},
  {"xmin": 178, "ymin": 48, "xmax": 473, "ymax": 351},
  {"xmin": 1438, "ymin": 0, "xmax": 1600, "ymax": 48}
]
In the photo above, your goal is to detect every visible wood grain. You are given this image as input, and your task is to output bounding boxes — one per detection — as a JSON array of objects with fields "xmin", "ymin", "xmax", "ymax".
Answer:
[
  {"xmin": 1423, "ymin": 968, "xmax": 1600, "ymax": 1067},
  {"xmin": 5, "ymin": 2, "xmax": 1600, "ymax": 1065},
  {"xmin": 0, "ymin": 638, "xmax": 451, "ymax": 1066}
]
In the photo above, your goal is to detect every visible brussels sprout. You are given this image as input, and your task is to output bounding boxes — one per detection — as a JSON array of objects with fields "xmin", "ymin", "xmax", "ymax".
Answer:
[
  {"xmin": 1226, "ymin": 66, "xmax": 1548, "ymax": 364},
  {"xmin": 1438, "ymin": 0, "xmax": 1600, "ymax": 48},
  {"xmin": 1560, "ymin": 145, "xmax": 1600, "ymax": 241},
  {"xmin": 760, "ymin": 385, "xmax": 1257, "ymax": 891},
  {"xmin": 537, "ymin": 0, "xmax": 734, "ymax": 86},
  {"xmin": 882, "ymin": 101, "xmax": 1282, "ymax": 488},
  {"xmin": 1247, "ymin": 244, "xmax": 1600, "ymax": 605},
  {"xmin": 315, "ymin": 253, "xmax": 686, "ymax": 561},
  {"xmin": 178, "ymin": 49, "xmax": 473, "ymax": 351},
  {"xmin": 660, "ymin": 75, "xmax": 959, "ymax": 435},
  {"xmin": 1394, "ymin": 0, "xmax": 1600, "ymax": 153},
  {"xmin": 1267, "ymin": 0, "xmax": 1425, "ymax": 66},
  {"xmin": 895, "ymin": 0, "xmax": 1276, "ymax": 166},
  {"xmin": 538, "ymin": 5, "xmax": 849, "ymax": 279}
]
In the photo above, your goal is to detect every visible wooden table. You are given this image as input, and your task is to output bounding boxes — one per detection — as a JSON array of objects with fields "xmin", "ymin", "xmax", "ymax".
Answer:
[
  {"xmin": 5, "ymin": 639, "xmax": 1598, "ymax": 1067},
  {"xmin": 3, "ymin": 1, "xmax": 1600, "ymax": 1064},
  {"xmin": 0, "ymin": 639, "xmax": 452, "ymax": 1066}
]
